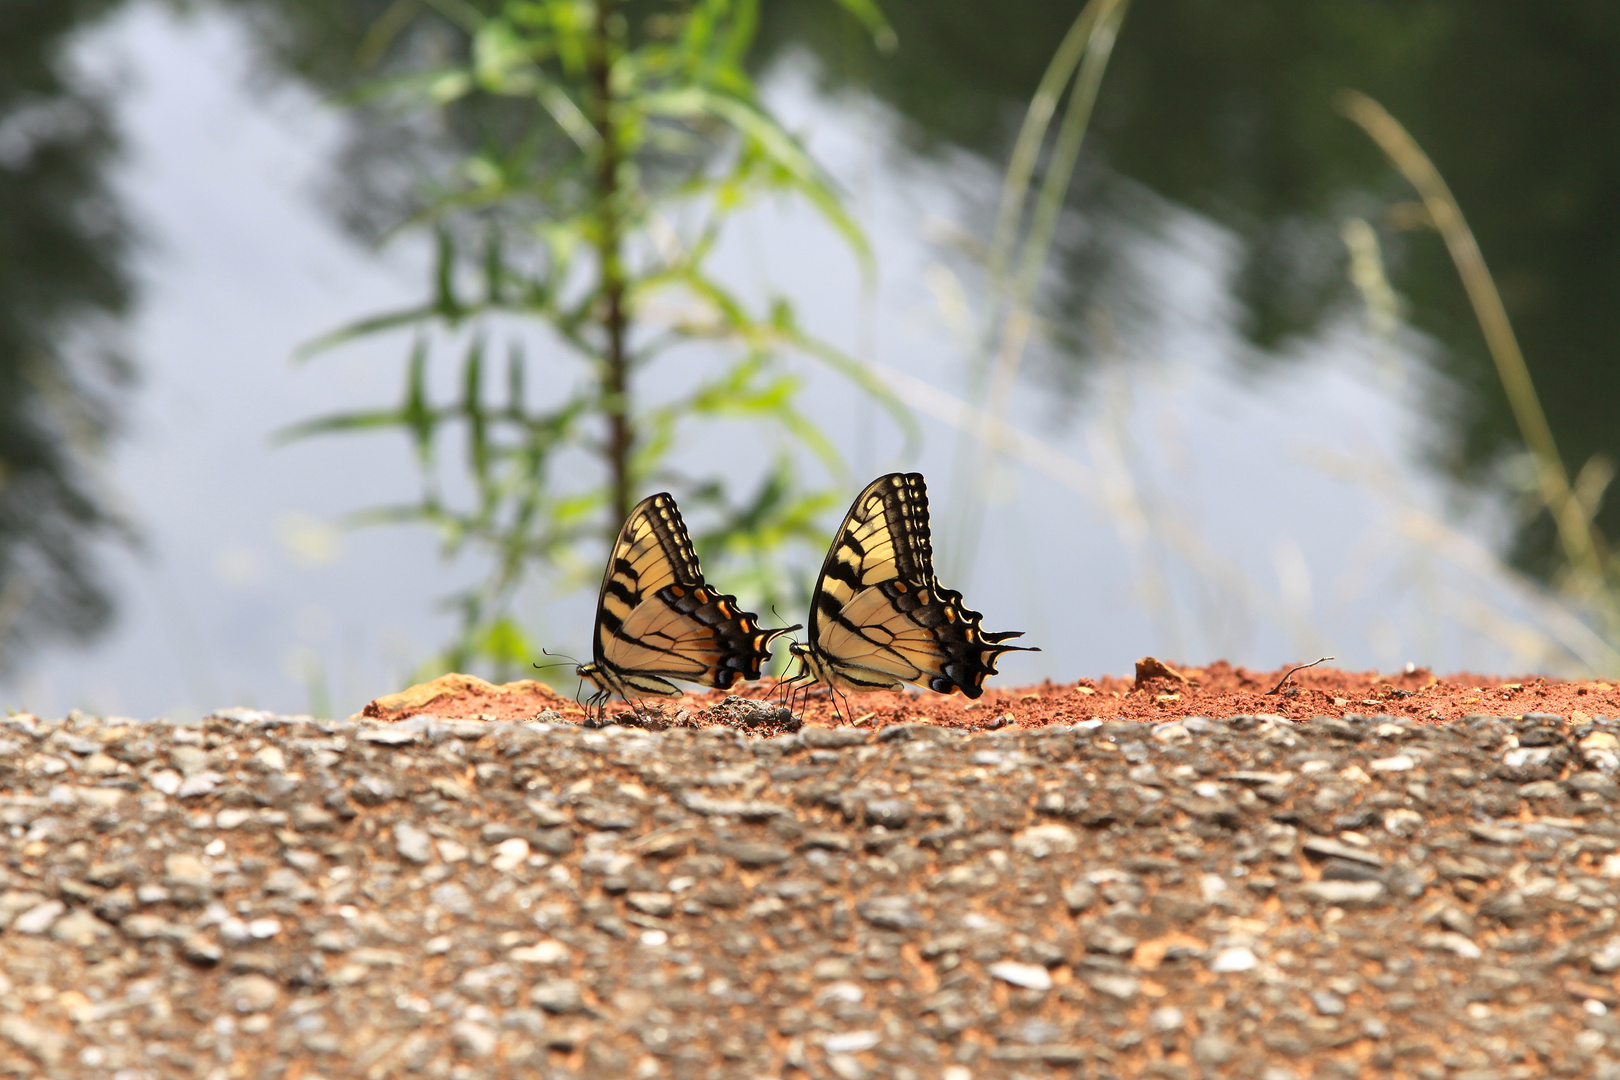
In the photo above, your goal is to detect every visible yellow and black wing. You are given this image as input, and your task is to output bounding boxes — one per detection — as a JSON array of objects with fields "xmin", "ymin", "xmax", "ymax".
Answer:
[
  {"xmin": 799, "ymin": 472, "xmax": 1034, "ymax": 697},
  {"xmin": 578, "ymin": 493, "xmax": 793, "ymax": 703}
]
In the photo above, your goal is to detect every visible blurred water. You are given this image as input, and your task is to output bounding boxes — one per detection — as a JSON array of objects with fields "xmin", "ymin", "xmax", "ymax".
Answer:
[
  {"xmin": 0, "ymin": 4, "xmax": 1579, "ymax": 719},
  {"xmin": 3, "ymin": 4, "xmax": 461, "ymax": 720}
]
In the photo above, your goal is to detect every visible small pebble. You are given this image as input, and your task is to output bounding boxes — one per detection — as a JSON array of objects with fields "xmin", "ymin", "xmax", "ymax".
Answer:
[
  {"xmin": 987, "ymin": 961, "xmax": 1053, "ymax": 991},
  {"xmin": 1210, "ymin": 947, "xmax": 1258, "ymax": 973},
  {"xmin": 0, "ymin": 695, "xmax": 1609, "ymax": 1077}
]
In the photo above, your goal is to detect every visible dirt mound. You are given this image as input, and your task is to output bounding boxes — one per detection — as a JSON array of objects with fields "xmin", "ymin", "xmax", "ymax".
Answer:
[
  {"xmin": 356, "ymin": 672, "xmax": 569, "ymax": 723},
  {"xmin": 361, "ymin": 660, "xmax": 1620, "ymax": 732}
]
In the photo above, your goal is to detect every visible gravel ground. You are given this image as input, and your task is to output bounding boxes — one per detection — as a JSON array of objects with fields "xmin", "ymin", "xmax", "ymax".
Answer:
[{"xmin": 5, "ymin": 704, "xmax": 1620, "ymax": 1079}]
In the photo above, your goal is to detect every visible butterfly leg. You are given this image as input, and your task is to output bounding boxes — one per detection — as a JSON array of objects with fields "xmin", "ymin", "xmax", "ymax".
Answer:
[
  {"xmin": 829, "ymin": 685, "xmax": 853, "ymax": 726},
  {"xmin": 583, "ymin": 688, "xmax": 614, "ymax": 728},
  {"xmin": 770, "ymin": 668, "xmax": 806, "ymax": 721}
]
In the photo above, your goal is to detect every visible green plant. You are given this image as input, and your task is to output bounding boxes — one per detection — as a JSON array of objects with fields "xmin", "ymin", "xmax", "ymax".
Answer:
[{"xmin": 282, "ymin": 0, "xmax": 914, "ymax": 680}]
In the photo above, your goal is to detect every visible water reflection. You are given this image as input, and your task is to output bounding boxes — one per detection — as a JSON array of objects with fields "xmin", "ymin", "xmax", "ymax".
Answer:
[
  {"xmin": 218, "ymin": 0, "xmax": 1620, "ymax": 584},
  {"xmin": 758, "ymin": 0, "xmax": 1620, "ymax": 580},
  {"xmin": 0, "ymin": 0, "xmax": 135, "ymax": 668},
  {"xmin": 4, "ymin": 0, "xmax": 1617, "ymax": 714}
]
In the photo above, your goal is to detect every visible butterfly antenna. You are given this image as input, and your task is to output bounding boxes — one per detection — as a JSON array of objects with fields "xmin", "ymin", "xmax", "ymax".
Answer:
[{"xmin": 537, "ymin": 647, "xmax": 584, "ymax": 670}]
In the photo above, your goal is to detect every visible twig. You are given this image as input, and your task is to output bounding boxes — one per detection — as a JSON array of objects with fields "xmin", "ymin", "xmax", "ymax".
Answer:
[{"xmin": 1266, "ymin": 657, "xmax": 1334, "ymax": 696}]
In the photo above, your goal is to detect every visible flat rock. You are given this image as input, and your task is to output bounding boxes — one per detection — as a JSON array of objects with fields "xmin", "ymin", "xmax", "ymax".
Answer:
[{"xmin": 4, "ymin": 683, "xmax": 1619, "ymax": 1080}]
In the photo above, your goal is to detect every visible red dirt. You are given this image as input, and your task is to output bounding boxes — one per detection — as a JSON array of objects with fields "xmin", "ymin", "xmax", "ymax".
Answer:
[
  {"xmin": 356, "ymin": 672, "xmax": 569, "ymax": 723},
  {"xmin": 360, "ymin": 658, "xmax": 1620, "ymax": 730}
]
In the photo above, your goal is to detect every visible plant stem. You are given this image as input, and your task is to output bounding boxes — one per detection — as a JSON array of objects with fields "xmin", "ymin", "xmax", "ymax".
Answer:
[{"xmin": 593, "ymin": 0, "xmax": 632, "ymax": 528}]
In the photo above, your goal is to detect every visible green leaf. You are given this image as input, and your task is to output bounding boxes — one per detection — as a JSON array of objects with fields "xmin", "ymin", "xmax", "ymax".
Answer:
[
  {"xmin": 291, "ymin": 0, "xmax": 907, "ymax": 689},
  {"xmin": 293, "ymin": 304, "xmax": 439, "ymax": 362},
  {"xmin": 478, "ymin": 615, "xmax": 537, "ymax": 666},
  {"xmin": 641, "ymin": 87, "xmax": 874, "ymax": 274},
  {"xmin": 473, "ymin": 19, "xmax": 538, "ymax": 94},
  {"xmin": 825, "ymin": 0, "xmax": 897, "ymax": 54}
]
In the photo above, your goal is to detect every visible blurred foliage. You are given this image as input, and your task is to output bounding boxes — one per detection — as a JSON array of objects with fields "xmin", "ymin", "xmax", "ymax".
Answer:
[
  {"xmin": 0, "ymin": 0, "xmax": 135, "ymax": 671},
  {"xmin": 7, "ymin": 0, "xmax": 1614, "ymax": 680},
  {"xmin": 1343, "ymin": 91, "xmax": 1620, "ymax": 657},
  {"xmin": 278, "ymin": 0, "xmax": 912, "ymax": 679},
  {"xmin": 753, "ymin": 0, "xmax": 1620, "ymax": 585}
]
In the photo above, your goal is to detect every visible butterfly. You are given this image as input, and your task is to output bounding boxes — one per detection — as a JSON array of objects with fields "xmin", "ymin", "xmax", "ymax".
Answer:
[
  {"xmin": 574, "ymin": 492, "xmax": 797, "ymax": 716},
  {"xmin": 787, "ymin": 472, "xmax": 1035, "ymax": 706}
]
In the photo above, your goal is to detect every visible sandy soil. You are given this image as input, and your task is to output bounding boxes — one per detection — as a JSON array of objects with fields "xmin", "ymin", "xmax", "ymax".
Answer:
[{"xmin": 359, "ymin": 660, "xmax": 1620, "ymax": 734}]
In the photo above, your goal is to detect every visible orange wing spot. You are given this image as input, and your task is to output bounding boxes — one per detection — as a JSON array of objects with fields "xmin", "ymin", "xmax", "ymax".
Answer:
[
  {"xmin": 966, "ymin": 629, "xmax": 979, "ymax": 642},
  {"xmin": 894, "ymin": 581, "xmax": 908, "ymax": 593},
  {"xmin": 693, "ymin": 589, "xmax": 708, "ymax": 603},
  {"xmin": 944, "ymin": 607, "xmax": 957, "ymax": 622},
  {"xmin": 669, "ymin": 585, "xmax": 686, "ymax": 597},
  {"xmin": 717, "ymin": 601, "xmax": 734, "ymax": 617},
  {"xmin": 917, "ymin": 591, "xmax": 931, "ymax": 605}
]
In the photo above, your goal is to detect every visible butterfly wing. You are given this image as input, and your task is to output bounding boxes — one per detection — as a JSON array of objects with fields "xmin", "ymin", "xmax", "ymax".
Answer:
[
  {"xmin": 805, "ymin": 472, "xmax": 1034, "ymax": 698},
  {"xmin": 586, "ymin": 493, "xmax": 793, "ymax": 699}
]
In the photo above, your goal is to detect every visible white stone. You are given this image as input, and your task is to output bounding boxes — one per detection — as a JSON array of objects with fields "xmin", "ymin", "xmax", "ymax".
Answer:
[
  {"xmin": 1299, "ymin": 880, "xmax": 1386, "ymax": 906},
  {"xmin": 1503, "ymin": 746, "xmax": 1556, "ymax": 769},
  {"xmin": 491, "ymin": 837, "xmax": 531, "ymax": 873},
  {"xmin": 218, "ymin": 808, "xmax": 258, "ymax": 830},
  {"xmin": 164, "ymin": 853, "xmax": 211, "ymax": 888},
  {"xmin": 51, "ymin": 908, "xmax": 110, "ymax": 946},
  {"xmin": 77, "ymin": 787, "xmax": 125, "ymax": 809},
  {"xmin": 1368, "ymin": 754, "xmax": 1415, "ymax": 772},
  {"xmin": 450, "ymin": 1019, "xmax": 498, "ymax": 1058},
  {"xmin": 177, "ymin": 771, "xmax": 224, "ymax": 798},
  {"xmin": 510, "ymin": 940, "xmax": 570, "ymax": 965},
  {"xmin": 824, "ymin": 1031, "xmax": 880, "ymax": 1054},
  {"xmin": 1210, "ymin": 946, "xmax": 1259, "ymax": 973},
  {"xmin": 1421, "ymin": 931, "xmax": 1483, "ymax": 960},
  {"xmin": 149, "ymin": 770, "xmax": 182, "ymax": 796},
  {"xmin": 1383, "ymin": 809, "xmax": 1424, "ymax": 836},
  {"xmin": 224, "ymin": 974, "xmax": 279, "ymax": 1013},
  {"xmin": 1337, "ymin": 765, "xmax": 1372, "ymax": 784},
  {"xmin": 1150, "ymin": 1006, "xmax": 1185, "ymax": 1032},
  {"xmin": 817, "ymin": 982, "xmax": 864, "ymax": 1005},
  {"xmin": 1011, "ymin": 823, "xmax": 1079, "ymax": 859},
  {"xmin": 986, "ymin": 961, "xmax": 1052, "ymax": 991},
  {"xmin": 393, "ymin": 823, "xmax": 432, "ymax": 864},
  {"xmin": 13, "ymin": 900, "xmax": 66, "ymax": 935},
  {"xmin": 251, "ymin": 746, "xmax": 286, "ymax": 772}
]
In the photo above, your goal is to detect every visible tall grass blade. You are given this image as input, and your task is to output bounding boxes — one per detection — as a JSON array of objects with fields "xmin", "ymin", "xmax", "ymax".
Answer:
[{"xmin": 1339, "ymin": 90, "xmax": 1617, "ymax": 639}]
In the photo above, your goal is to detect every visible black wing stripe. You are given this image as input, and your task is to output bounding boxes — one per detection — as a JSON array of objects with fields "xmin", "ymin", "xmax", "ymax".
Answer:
[
  {"xmin": 804, "ymin": 473, "xmax": 1036, "ymax": 698},
  {"xmin": 822, "ymin": 559, "xmax": 862, "ymax": 590},
  {"xmin": 581, "ymin": 492, "xmax": 795, "ymax": 702}
]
